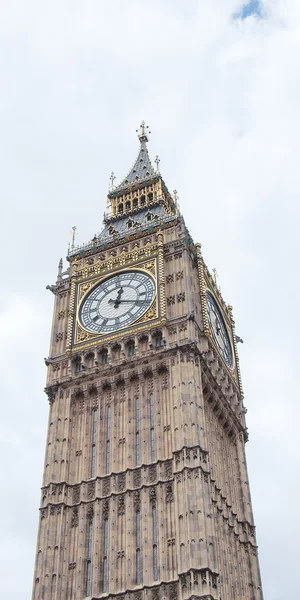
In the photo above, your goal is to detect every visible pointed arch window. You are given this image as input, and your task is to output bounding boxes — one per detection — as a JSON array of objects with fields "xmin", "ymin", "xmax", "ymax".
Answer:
[
  {"xmin": 152, "ymin": 504, "xmax": 158, "ymax": 581},
  {"xmin": 91, "ymin": 409, "xmax": 97, "ymax": 478},
  {"xmin": 136, "ymin": 508, "xmax": 141, "ymax": 584},
  {"xmin": 150, "ymin": 392, "xmax": 155, "ymax": 462},
  {"xmin": 103, "ymin": 517, "xmax": 109, "ymax": 592},
  {"xmin": 100, "ymin": 349, "xmax": 108, "ymax": 364},
  {"xmin": 106, "ymin": 406, "xmax": 111, "ymax": 474},
  {"xmin": 135, "ymin": 397, "xmax": 140, "ymax": 466},
  {"xmin": 127, "ymin": 339, "xmax": 136, "ymax": 357},
  {"xmin": 86, "ymin": 520, "xmax": 93, "ymax": 596}
]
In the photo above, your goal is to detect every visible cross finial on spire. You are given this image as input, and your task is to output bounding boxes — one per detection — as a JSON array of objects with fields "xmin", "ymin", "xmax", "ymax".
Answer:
[
  {"xmin": 109, "ymin": 172, "xmax": 116, "ymax": 191},
  {"xmin": 136, "ymin": 120, "xmax": 151, "ymax": 143}
]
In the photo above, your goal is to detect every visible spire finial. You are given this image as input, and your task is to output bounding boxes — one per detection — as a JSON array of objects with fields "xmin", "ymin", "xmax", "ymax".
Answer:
[
  {"xmin": 70, "ymin": 225, "xmax": 77, "ymax": 250},
  {"xmin": 57, "ymin": 258, "xmax": 63, "ymax": 281},
  {"xmin": 109, "ymin": 172, "xmax": 116, "ymax": 191},
  {"xmin": 136, "ymin": 120, "xmax": 151, "ymax": 143}
]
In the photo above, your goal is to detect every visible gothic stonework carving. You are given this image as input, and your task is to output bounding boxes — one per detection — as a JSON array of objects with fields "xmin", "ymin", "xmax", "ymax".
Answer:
[
  {"xmin": 87, "ymin": 503, "xmax": 94, "ymax": 520},
  {"xmin": 118, "ymin": 473, "xmax": 126, "ymax": 491},
  {"xmin": 133, "ymin": 491, "xmax": 140, "ymax": 511},
  {"xmin": 165, "ymin": 460, "xmax": 173, "ymax": 479},
  {"xmin": 169, "ymin": 582, "xmax": 178, "ymax": 600},
  {"xmin": 166, "ymin": 483, "xmax": 174, "ymax": 503},
  {"xmin": 103, "ymin": 500, "xmax": 109, "ymax": 519},
  {"xmin": 87, "ymin": 482, "xmax": 95, "ymax": 500},
  {"xmin": 103, "ymin": 478, "xmax": 110, "ymax": 496},
  {"xmin": 149, "ymin": 465, "xmax": 157, "ymax": 483},
  {"xmin": 150, "ymin": 487, "xmax": 156, "ymax": 505},
  {"xmin": 133, "ymin": 470, "xmax": 141, "ymax": 488},
  {"xmin": 71, "ymin": 507, "xmax": 79, "ymax": 528},
  {"xmin": 72, "ymin": 486, "xmax": 80, "ymax": 503},
  {"xmin": 118, "ymin": 496, "xmax": 125, "ymax": 515}
]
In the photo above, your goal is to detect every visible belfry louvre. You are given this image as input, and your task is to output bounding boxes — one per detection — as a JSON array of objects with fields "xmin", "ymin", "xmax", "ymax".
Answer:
[{"xmin": 32, "ymin": 123, "xmax": 263, "ymax": 600}]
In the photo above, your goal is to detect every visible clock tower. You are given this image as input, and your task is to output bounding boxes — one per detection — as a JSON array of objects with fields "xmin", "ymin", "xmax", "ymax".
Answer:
[{"xmin": 32, "ymin": 123, "xmax": 263, "ymax": 600}]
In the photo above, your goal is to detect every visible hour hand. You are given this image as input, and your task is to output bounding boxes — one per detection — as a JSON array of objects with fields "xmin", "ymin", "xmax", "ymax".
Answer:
[
  {"xmin": 116, "ymin": 287, "xmax": 123, "ymax": 301},
  {"xmin": 108, "ymin": 287, "xmax": 124, "ymax": 308}
]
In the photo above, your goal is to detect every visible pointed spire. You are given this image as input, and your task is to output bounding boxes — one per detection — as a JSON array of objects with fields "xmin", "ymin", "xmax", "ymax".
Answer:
[
  {"xmin": 57, "ymin": 258, "xmax": 63, "ymax": 281},
  {"xmin": 113, "ymin": 121, "xmax": 156, "ymax": 192}
]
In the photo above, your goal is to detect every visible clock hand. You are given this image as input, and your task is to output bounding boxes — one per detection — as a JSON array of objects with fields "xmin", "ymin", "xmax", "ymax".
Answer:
[
  {"xmin": 108, "ymin": 298, "xmax": 145, "ymax": 305},
  {"xmin": 116, "ymin": 287, "xmax": 123, "ymax": 300},
  {"xmin": 113, "ymin": 299, "xmax": 145, "ymax": 304},
  {"xmin": 108, "ymin": 287, "xmax": 124, "ymax": 308}
]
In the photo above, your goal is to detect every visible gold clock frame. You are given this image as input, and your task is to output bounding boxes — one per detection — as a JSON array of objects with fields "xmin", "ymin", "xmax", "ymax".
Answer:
[
  {"xmin": 67, "ymin": 252, "xmax": 166, "ymax": 352},
  {"xmin": 195, "ymin": 243, "xmax": 243, "ymax": 396}
]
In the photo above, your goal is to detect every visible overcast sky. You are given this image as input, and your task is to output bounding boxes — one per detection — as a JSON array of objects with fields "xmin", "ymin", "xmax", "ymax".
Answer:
[{"xmin": 1, "ymin": 1, "xmax": 299, "ymax": 598}]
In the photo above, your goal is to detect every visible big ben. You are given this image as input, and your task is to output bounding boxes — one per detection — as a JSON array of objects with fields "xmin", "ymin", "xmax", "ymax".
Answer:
[{"xmin": 32, "ymin": 123, "xmax": 263, "ymax": 599}]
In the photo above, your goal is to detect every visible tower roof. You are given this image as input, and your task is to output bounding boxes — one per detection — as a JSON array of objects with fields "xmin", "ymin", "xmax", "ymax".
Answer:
[{"xmin": 113, "ymin": 121, "xmax": 156, "ymax": 192}]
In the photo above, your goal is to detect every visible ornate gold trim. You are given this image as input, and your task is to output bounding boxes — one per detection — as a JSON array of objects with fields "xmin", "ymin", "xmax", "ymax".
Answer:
[
  {"xmin": 73, "ymin": 259, "xmax": 159, "ymax": 347},
  {"xmin": 158, "ymin": 232, "xmax": 167, "ymax": 322},
  {"xmin": 227, "ymin": 305, "xmax": 244, "ymax": 399},
  {"xmin": 71, "ymin": 239, "xmax": 159, "ymax": 282},
  {"xmin": 66, "ymin": 277, "xmax": 76, "ymax": 354},
  {"xmin": 204, "ymin": 287, "xmax": 236, "ymax": 373},
  {"xmin": 196, "ymin": 243, "xmax": 209, "ymax": 336}
]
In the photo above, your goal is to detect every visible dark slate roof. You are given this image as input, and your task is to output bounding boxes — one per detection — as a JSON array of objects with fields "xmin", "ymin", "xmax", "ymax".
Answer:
[
  {"xmin": 115, "ymin": 140, "xmax": 156, "ymax": 190},
  {"xmin": 68, "ymin": 204, "xmax": 177, "ymax": 258},
  {"xmin": 99, "ymin": 204, "xmax": 175, "ymax": 243}
]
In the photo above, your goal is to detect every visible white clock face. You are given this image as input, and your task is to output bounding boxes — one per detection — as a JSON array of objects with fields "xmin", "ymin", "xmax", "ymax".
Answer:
[
  {"xmin": 79, "ymin": 270, "xmax": 156, "ymax": 334},
  {"xmin": 206, "ymin": 291, "xmax": 233, "ymax": 368}
]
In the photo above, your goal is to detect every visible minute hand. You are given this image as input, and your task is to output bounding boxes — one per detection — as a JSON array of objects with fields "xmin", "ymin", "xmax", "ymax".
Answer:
[{"xmin": 115, "ymin": 299, "xmax": 145, "ymax": 304}]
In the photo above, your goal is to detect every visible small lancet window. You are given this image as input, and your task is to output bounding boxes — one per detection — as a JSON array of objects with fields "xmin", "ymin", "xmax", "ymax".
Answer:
[
  {"xmin": 118, "ymin": 203, "xmax": 124, "ymax": 213},
  {"xmin": 100, "ymin": 349, "xmax": 108, "ymax": 364},
  {"xmin": 154, "ymin": 331, "xmax": 164, "ymax": 348},
  {"xmin": 147, "ymin": 192, "xmax": 153, "ymax": 202},
  {"xmin": 140, "ymin": 195, "xmax": 146, "ymax": 205},
  {"xmin": 146, "ymin": 213, "xmax": 153, "ymax": 222},
  {"xmin": 133, "ymin": 198, "xmax": 138, "ymax": 208},
  {"xmin": 74, "ymin": 358, "xmax": 81, "ymax": 374},
  {"xmin": 126, "ymin": 201, "xmax": 131, "ymax": 211},
  {"xmin": 127, "ymin": 340, "xmax": 135, "ymax": 357}
]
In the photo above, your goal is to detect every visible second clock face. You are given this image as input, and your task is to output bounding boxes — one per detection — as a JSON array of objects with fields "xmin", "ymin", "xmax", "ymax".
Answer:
[
  {"xmin": 79, "ymin": 270, "xmax": 156, "ymax": 334},
  {"xmin": 206, "ymin": 291, "xmax": 233, "ymax": 368}
]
